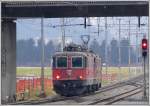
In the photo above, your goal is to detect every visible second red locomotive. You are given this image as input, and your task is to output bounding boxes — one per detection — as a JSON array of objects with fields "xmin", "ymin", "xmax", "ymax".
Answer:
[{"xmin": 52, "ymin": 44, "xmax": 102, "ymax": 96}]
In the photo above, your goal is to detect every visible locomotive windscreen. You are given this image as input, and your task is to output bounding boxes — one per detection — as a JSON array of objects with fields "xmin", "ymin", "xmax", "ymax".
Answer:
[
  {"xmin": 57, "ymin": 57, "xmax": 67, "ymax": 68},
  {"xmin": 72, "ymin": 57, "xmax": 83, "ymax": 68}
]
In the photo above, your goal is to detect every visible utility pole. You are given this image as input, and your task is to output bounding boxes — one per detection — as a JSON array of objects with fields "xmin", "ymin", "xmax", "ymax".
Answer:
[
  {"xmin": 136, "ymin": 26, "xmax": 138, "ymax": 75},
  {"xmin": 61, "ymin": 18, "xmax": 65, "ymax": 51},
  {"xmin": 148, "ymin": 4, "xmax": 150, "ymax": 100},
  {"xmin": 105, "ymin": 17, "xmax": 108, "ymax": 75},
  {"xmin": 148, "ymin": 9, "xmax": 150, "ymax": 97},
  {"xmin": 40, "ymin": 17, "xmax": 45, "ymax": 96},
  {"xmin": 138, "ymin": 17, "xmax": 141, "ymax": 74},
  {"xmin": 118, "ymin": 19, "xmax": 121, "ymax": 81},
  {"xmin": 128, "ymin": 20, "xmax": 131, "ymax": 79},
  {"xmin": 143, "ymin": 54, "xmax": 147, "ymax": 100}
]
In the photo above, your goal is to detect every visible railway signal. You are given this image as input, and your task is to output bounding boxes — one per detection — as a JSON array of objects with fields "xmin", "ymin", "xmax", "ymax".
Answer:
[
  {"xmin": 141, "ymin": 37, "xmax": 148, "ymax": 100},
  {"xmin": 141, "ymin": 38, "xmax": 148, "ymax": 57}
]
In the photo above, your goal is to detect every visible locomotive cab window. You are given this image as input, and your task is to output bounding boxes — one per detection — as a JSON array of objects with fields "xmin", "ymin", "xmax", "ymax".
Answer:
[
  {"xmin": 72, "ymin": 56, "xmax": 83, "ymax": 68},
  {"xmin": 57, "ymin": 57, "xmax": 67, "ymax": 68}
]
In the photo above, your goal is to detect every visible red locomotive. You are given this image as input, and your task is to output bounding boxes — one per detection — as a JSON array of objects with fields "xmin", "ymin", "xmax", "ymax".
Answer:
[{"xmin": 52, "ymin": 44, "xmax": 102, "ymax": 96}]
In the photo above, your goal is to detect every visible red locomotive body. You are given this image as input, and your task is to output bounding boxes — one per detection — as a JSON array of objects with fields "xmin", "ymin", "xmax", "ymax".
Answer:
[{"xmin": 52, "ymin": 44, "xmax": 102, "ymax": 96}]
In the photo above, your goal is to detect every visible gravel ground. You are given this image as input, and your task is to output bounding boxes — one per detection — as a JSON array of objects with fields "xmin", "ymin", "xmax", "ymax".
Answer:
[
  {"xmin": 112, "ymin": 92, "xmax": 149, "ymax": 105},
  {"xmin": 46, "ymin": 84, "xmax": 139, "ymax": 105}
]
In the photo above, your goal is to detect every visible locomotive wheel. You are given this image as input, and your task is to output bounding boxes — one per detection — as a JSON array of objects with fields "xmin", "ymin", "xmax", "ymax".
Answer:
[
  {"xmin": 98, "ymin": 84, "xmax": 100, "ymax": 90},
  {"xmin": 90, "ymin": 85, "xmax": 95, "ymax": 93},
  {"xmin": 99, "ymin": 83, "xmax": 101, "ymax": 88},
  {"xmin": 86, "ymin": 86, "xmax": 89, "ymax": 93},
  {"xmin": 85, "ymin": 88, "xmax": 88, "ymax": 94},
  {"xmin": 87, "ymin": 85, "xmax": 91, "ymax": 93},
  {"xmin": 96, "ymin": 84, "xmax": 99, "ymax": 91},
  {"xmin": 94, "ymin": 84, "xmax": 97, "ymax": 91},
  {"xmin": 94, "ymin": 85, "xmax": 97, "ymax": 91},
  {"xmin": 60, "ymin": 93, "xmax": 66, "ymax": 96},
  {"xmin": 61, "ymin": 93, "xmax": 74, "ymax": 97},
  {"xmin": 81, "ymin": 86, "xmax": 87, "ymax": 94}
]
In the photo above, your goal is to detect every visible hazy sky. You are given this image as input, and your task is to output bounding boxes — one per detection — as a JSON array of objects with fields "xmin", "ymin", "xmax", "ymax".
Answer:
[{"xmin": 16, "ymin": 17, "xmax": 148, "ymax": 46}]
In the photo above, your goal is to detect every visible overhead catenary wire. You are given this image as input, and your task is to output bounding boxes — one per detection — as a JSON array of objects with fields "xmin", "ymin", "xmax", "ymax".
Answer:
[{"xmin": 16, "ymin": 17, "xmax": 148, "ymax": 45}]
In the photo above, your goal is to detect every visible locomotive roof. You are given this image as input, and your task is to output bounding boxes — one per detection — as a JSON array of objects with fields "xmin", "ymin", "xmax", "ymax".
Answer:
[
  {"xmin": 53, "ymin": 43, "xmax": 101, "ymax": 59},
  {"xmin": 53, "ymin": 51, "xmax": 100, "ymax": 58}
]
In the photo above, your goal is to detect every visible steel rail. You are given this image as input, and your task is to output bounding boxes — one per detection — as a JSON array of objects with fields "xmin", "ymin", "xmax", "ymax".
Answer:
[
  {"xmin": 8, "ymin": 74, "xmax": 145, "ymax": 105},
  {"xmin": 105, "ymin": 88, "xmax": 143, "ymax": 105},
  {"xmin": 88, "ymin": 86, "xmax": 143, "ymax": 105}
]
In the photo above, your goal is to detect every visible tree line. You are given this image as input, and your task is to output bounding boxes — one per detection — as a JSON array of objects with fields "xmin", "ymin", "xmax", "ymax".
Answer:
[
  {"xmin": 17, "ymin": 38, "xmax": 138, "ymax": 67},
  {"xmin": 90, "ymin": 38, "xmax": 138, "ymax": 66}
]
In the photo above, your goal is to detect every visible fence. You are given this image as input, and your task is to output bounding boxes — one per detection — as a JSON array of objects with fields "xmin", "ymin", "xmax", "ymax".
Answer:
[{"xmin": 16, "ymin": 76, "xmax": 52, "ymax": 101}]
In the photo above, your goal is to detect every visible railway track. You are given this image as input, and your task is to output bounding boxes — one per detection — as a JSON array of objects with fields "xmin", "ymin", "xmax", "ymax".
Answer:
[
  {"xmin": 88, "ymin": 87, "xmax": 143, "ymax": 105},
  {"xmin": 79, "ymin": 74, "xmax": 144, "ymax": 97},
  {"xmin": 42, "ymin": 74, "xmax": 146, "ymax": 105},
  {"xmin": 8, "ymin": 74, "xmax": 146, "ymax": 105}
]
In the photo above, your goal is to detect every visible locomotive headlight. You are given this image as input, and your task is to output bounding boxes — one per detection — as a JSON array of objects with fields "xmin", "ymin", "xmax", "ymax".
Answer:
[
  {"xmin": 56, "ymin": 75, "xmax": 60, "ymax": 79},
  {"xmin": 79, "ymin": 75, "xmax": 83, "ymax": 79}
]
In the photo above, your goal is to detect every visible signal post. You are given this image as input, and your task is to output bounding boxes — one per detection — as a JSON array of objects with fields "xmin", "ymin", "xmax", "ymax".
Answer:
[{"xmin": 141, "ymin": 37, "xmax": 148, "ymax": 100}]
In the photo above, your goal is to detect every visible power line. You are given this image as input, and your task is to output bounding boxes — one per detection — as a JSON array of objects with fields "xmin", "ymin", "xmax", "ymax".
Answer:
[{"xmin": 47, "ymin": 23, "xmax": 92, "ymax": 28}]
